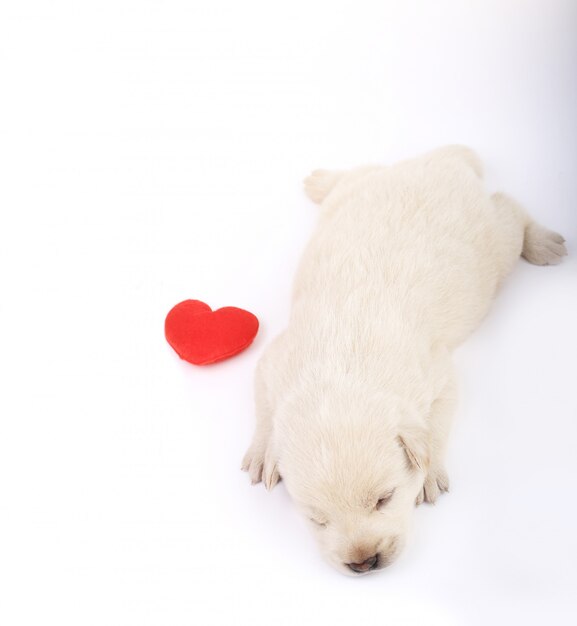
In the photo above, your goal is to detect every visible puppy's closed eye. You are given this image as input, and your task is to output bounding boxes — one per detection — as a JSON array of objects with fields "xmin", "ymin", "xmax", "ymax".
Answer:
[
  {"xmin": 310, "ymin": 518, "xmax": 328, "ymax": 528},
  {"xmin": 376, "ymin": 489, "xmax": 395, "ymax": 510}
]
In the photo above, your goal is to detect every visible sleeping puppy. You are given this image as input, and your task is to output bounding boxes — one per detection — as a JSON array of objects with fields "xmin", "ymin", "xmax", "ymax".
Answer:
[{"xmin": 242, "ymin": 146, "xmax": 567, "ymax": 575}]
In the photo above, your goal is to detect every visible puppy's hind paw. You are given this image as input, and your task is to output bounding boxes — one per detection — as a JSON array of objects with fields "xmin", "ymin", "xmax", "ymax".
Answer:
[
  {"xmin": 522, "ymin": 224, "xmax": 567, "ymax": 266},
  {"xmin": 303, "ymin": 169, "xmax": 343, "ymax": 204},
  {"xmin": 416, "ymin": 467, "xmax": 449, "ymax": 505}
]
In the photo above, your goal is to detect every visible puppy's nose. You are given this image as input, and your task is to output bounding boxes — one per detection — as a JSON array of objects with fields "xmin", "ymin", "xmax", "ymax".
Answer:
[{"xmin": 347, "ymin": 555, "xmax": 378, "ymax": 573}]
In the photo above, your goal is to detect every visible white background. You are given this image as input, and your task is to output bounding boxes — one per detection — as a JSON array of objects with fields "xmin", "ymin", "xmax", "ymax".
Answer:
[{"xmin": 1, "ymin": 1, "xmax": 576, "ymax": 625}]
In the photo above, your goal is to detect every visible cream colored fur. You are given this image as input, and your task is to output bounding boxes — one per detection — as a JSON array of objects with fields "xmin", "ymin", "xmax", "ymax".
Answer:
[{"xmin": 242, "ymin": 146, "xmax": 567, "ymax": 575}]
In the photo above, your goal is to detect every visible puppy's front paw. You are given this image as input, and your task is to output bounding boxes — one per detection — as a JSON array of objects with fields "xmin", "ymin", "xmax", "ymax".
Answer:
[
  {"xmin": 416, "ymin": 466, "xmax": 449, "ymax": 505},
  {"xmin": 241, "ymin": 442, "xmax": 280, "ymax": 490}
]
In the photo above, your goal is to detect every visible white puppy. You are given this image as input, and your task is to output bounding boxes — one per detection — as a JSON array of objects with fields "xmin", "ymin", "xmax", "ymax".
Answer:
[{"xmin": 242, "ymin": 146, "xmax": 567, "ymax": 575}]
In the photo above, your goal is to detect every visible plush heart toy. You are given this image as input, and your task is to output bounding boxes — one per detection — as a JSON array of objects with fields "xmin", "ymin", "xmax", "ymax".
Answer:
[{"xmin": 164, "ymin": 299, "xmax": 259, "ymax": 365}]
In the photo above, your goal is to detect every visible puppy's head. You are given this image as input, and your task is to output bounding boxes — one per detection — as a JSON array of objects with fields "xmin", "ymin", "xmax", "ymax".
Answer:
[{"xmin": 277, "ymin": 393, "xmax": 427, "ymax": 575}]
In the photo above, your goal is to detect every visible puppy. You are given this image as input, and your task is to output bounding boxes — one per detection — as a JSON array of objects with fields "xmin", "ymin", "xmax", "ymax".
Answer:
[{"xmin": 242, "ymin": 146, "xmax": 567, "ymax": 575}]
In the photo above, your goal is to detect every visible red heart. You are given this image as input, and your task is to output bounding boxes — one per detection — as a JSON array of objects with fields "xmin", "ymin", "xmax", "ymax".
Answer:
[{"xmin": 164, "ymin": 299, "xmax": 259, "ymax": 365}]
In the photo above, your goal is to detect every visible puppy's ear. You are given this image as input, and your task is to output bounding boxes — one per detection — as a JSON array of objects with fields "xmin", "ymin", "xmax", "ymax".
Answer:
[{"xmin": 397, "ymin": 420, "xmax": 429, "ymax": 472}]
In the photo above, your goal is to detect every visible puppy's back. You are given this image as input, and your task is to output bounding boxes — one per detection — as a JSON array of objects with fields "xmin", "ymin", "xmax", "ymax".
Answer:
[{"xmin": 293, "ymin": 148, "xmax": 522, "ymax": 349}]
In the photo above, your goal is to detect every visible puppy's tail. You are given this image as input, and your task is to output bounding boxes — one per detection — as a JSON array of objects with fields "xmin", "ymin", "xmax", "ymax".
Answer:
[{"xmin": 427, "ymin": 144, "xmax": 484, "ymax": 178}]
